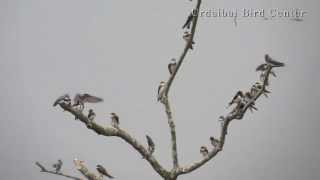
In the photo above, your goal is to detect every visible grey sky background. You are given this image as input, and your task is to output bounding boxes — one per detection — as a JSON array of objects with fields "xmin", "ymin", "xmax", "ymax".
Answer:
[{"xmin": 1, "ymin": 0, "xmax": 320, "ymax": 180}]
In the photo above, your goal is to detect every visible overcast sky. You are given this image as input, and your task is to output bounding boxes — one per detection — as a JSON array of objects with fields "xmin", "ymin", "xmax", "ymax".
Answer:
[{"xmin": 1, "ymin": 0, "xmax": 320, "ymax": 180}]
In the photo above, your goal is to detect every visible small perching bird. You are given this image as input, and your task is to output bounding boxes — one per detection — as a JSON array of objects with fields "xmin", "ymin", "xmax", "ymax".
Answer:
[
  {"xmin": 183, "ymin": 31, "xmax": 195, "ymax": 50},
  {"xmin": 200, "ymin": 146, "xmax": 209, "ymax": 157},
  {"xmin": 251, "ymin": 82, "xmax": 271, "ymax": 98},
  {"xmin": 146, "ymin": 135, "xmax": 155, "ymax": 155},
  {"xmin": 228, "ymin": 90, "xmax": 257, "ymax": 114},
  {"xmin": 256, "ymin": 54, "xmax": 285, "ymax": 85},
  {"xmin": 110, "ymin": 113, "xmax": 120, "ymax": 129},
  {"xmin": 53, "ymin": 94, "xmax": 71, "ymax": 107},
  {"xmin": 210, "ymin": 137, "xmax": 220, "ymax": 148},
  {"xmin": 96, "ymin": 165, "xmax": 114, "ymax": 179},
  {"xmin": 157, "ymin": 81, "xmax": 166, "ymax": 101},
  {"xmin": 88, "ymin": 109, "xmax": 96, "ymax": 122},
  {"xmin": 265, "ymin": 54, "xmax": 285, "ymax": 67},
  {"xmin": 52, "ymin": 159, "xmax": 63, "ymax": 173},
  {"xmin": 73, "ymin": 93, "xmax": 103, "ymax": 111},
  {"xmin": 182, "ymin": 10, "xmax": 194, "ymax": 29},
  {"xmin": 168, "ymin": 58, "xmax": 177, "ymax": 75}
]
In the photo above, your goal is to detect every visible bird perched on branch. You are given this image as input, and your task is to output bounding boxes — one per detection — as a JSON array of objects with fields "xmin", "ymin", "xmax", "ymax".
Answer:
[
  {"xmin": 200, "ymin": 146, "xmax": 209, "ymax": 157},
  {"xmin": 182, "ymin": 10, "xmax": 194, "ymax": 29},
  {"xmin": 146, "ymin": 135, "xmax": 155, "ymax": 155},
  {"xmin": 256, "ymin": 55, "xmax": 285, "ymax": 85},
  {"xmin": 183, "ymin": 31, "xmax": 195, "ymax": 50},
  {"xmin": 265, "ymin": 54, "xmax": 285, "ymax": 67},
  {"xmin": 229, "ymin": 91, "xmax": 257, "ymax": 113},
  {"xmin": 52, "ymin": 159, "xmax": 63, "ymax": 173},
  {"xmin": 53, "ymin": 94, "xmax": 71, "ymax": 107},
  {"xmin": 110, "ymin": 113, "xmax": 120, "ymax": 129},
  {"xmin": 210, "ymin": 137, "xmax": 220, "ymax": 148},
  {"xmin": 256, "ymin": 54, "xmax": 285, "ymax": 71},
  {"xmin": 88, "ymin": 109, "xmax": 96, "ymax": 122},
  {"xmin": 96, "ymin": 165, "xmax": 114, "ymax": 179},
  {"xmin": 251, "ymin": 82, "xmax": 271, "ymax": 98},
  {"xmin": 168, "ymin": 58, "xmax": 177, "ymax": 75},
  {"xmin": 157, "ymin": 81, "xmax": 166, "ymax": 101},
  {"xmin": 73, "ymin": 93, "xmax": 103, "ymax": 111}
]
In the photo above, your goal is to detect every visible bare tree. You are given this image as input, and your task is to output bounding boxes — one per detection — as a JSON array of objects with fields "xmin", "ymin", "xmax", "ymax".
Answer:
[{"xmin": 36, "ymin": 0, "xmax": 285, "ymax": 180}]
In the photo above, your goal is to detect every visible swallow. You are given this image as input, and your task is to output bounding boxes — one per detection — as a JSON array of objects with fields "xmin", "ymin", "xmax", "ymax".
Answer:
[
  {"xmin": 182, "ymin": 11, "xmax": 194, "ymax": 29},
  {"xmin": 96, "ymin": 165, "xmax": 114, "ymax": 179},
  {"xmin": 88, "ymin": 109, "xmax": 96, "ymax": 122},
  {"xmin": 52, "ymin": 159, "xmax": 63, "ymax": 173},
  {"xmin": 146, "ymin": 135, "xmax": 155, "ymax": 155},
  {"xmin": 157, "ymin": 81, "xmax": 166, "ymax": 101},
  {"xmin": 168, "ymin": 58, "xmax": 177, "ymax": 75},
  {"xmin": 210, "ymin": 137, "xmax": 220, "ymax": 148},
  {"xmin": 200, "ymin": 146, "xmax": 209, "ymax": 157},
  {"xmin": 110, "ymin": 112, "xmax": 120, "ymax": 129},
  {"xmin": 183, "ymin": 31, "xmax": 195, "ymax": 50},
  {"xmin": 73, "ymin": 158, "xmax": 85, "ymax": 170},
  {"xmin": 228, "ymin": 91, "xmax": 246, "ymax": 114},
  {"xmin": 265, "ymin": 54, "xmax": 285, "ymax": 67},
  {"xmin": 73, "ymin": 93, "xmax": 103, "ymax": 111},
  {"xmin": 228, "ymin": 91, "xmax": 245, "ymax": 106},
  {"xmin": 252, "ymin": 82, "xmax": 271, "ymax": 98},
  {"xmin": 53, "ymin": 94, "xmax": 71, "ymax": 107}
]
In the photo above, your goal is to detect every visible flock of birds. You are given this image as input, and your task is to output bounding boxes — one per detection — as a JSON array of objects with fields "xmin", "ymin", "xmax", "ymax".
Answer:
[
  {"xmin": 51, "ymin": 6, "xmax": 285, "ymax": 176},
  {"xmin": 198, "ymin": 54, "xmax": 285, "ymax": 157},
  {"xmin": 52, "ymin": 159, "xmax": 114, "ymax": 179}
]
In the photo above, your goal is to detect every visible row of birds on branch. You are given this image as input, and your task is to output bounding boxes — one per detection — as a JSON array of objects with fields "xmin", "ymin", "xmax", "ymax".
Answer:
[
  {"xmin": 53, "ymin": 93, "xmax": 120, "ymax": 128},
  {"xmin": 227, "ymin": 54, "xmax": 285, "ymax": 116},
  {"xmin": 199, "ymin": 136, "xmax": 221, "ymax": 157},
  {"xmin": 74, "ymin": 159, "xmax": 114, "ymax": 179},
  {"xmin": 53, "ymin": 94, "xmax": 156, "ymax": 158},
  {"xmin": 156, "ymin": 8, "xmax": 198, "ymax": 102},
  {"xmin": 157, "ymin": 58, "xmax": 177, "ymax": 102},
  {"xmin": 200, "ymin": 55, "xmax": 285, "ymax": 158},
  {"xmin": 182, "ymin": 9, "xmax": 196, "ymax": 50}
]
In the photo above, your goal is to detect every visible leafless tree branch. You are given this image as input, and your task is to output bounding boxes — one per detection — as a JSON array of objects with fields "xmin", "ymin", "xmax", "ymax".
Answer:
[
  {"xmin": 35, "ymin": 162, "xmax": 83, "ymax": 180},
  {"xmin": 159, "ymin": 0, "xmax": 202, "ymax": 175},
  {"xmin": 43, "ymin": 0, "xmax": 286, "ymax": 179},
  {"xmin": 58, "ymin": 103, "xmax": 170, "ymax": 178},
  {"xmin": 164, "ymin": 0, "xmax": 202, "ymax": 97},
  {"xmin": 177, "ymin": 66, "xmax": 278, "ymax": 175}
]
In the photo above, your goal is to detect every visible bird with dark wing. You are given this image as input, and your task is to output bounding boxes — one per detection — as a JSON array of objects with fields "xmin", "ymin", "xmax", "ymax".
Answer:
[
  {"xmin": 146, "ymin": 135, "xmax": 155, "ymax": 155},
  {"xmin": 228, "ymin": 91, "xmax": 244, "ymax": 106},
  {"xmin": 210, "ymin": 137, "xmax": 220, "ymax": 148},
  {"xmin": 157, "ymin": 81, "xmax": 166, "ymax": 101},
  {"xmin": 168, "ymin": 58, "xmax": 177, "ymax": 75},
  {"xmin": 183, "ymin": 31, "xmax": 195, "ymax": 50},
  {"xmin": 88, "ymin": 109, "xmax": 96, "ymax": 122},
  {"xmin": 52, "ymin": 159, "xmax": 63, "ymax": 173},
  {"xmin": 265, "ymin": 54, "xmax": 285, "ymax": 67},
  {"xmin": 96, "ymin": 165, "xmax": 114, "ymax": 179},
  {"xmin": 200, "ymin": 146, "xmax": 209, "ymax": 157},
  {"xmin": 256, "ymin": 63, "xmax": 268, "ymax": 72},
  {"xmin": 53, "ymin": 94, "xmax": 71, "ymax": 107},
  {"xmin": 251, "ymin": 82, "xmax": 271, "ymax": 98},
  {"xmin": 228, "ymin": 91, "xmax": 246, "ymax": 114},
  {"xmin": 73, "ymin": 93, "xmax": 103, "ymax": 111},
  {"xmin": 182, "ymin": 11, "xmax": 194, "ymax": 29},
  {"xmin": 110, "ymin": 112, "xmax": 120, "ymax": 129}
]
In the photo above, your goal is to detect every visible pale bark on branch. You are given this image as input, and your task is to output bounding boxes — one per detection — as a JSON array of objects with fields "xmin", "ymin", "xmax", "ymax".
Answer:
[
  {"xmin": 58, "ymin": 103, "xmax": 170, "ymax": 178},
  {"xmin": 160, "ymin": 0, "xmax": 202, "ymax": 174},
  {"xmin": 35, "ymin": 162, "xmax": 83, "ymax": 180}
]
